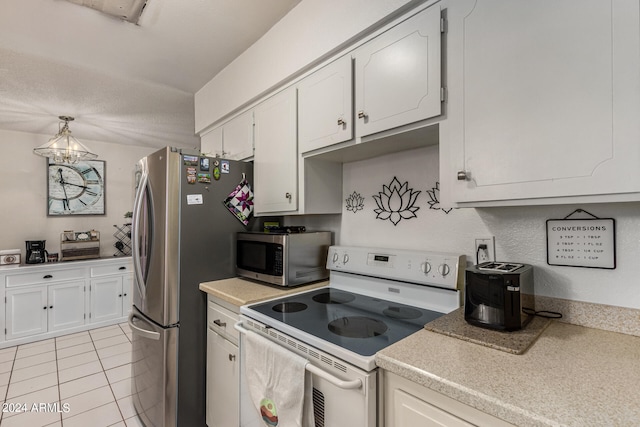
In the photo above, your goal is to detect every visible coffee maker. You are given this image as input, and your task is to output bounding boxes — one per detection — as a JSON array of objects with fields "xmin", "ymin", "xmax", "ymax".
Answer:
[{"xmin": 26, "ymin": 240, "xmax": 48, "ymax": 264}]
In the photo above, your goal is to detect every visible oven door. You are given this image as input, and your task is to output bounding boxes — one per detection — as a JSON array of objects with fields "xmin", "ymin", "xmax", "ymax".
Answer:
[{"xmin": 236, "ymin": 319, "xmax": 376, "ymax": 427}]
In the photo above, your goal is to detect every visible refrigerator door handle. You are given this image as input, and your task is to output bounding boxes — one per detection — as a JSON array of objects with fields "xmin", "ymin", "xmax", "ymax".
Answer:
[
  {"xmin": 128, "ymin": 312, "xmax": 161, "ymax": 341},
  {"xmin": 132, "ymin": 166, "xmax": 149, "ymax": 298}
]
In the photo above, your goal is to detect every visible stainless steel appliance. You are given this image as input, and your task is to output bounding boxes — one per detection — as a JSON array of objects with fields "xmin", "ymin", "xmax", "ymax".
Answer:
[
  {"xmin": 236, "ymin": 230, "xmax": 331, "ymax": 287},
  {"xmin": 130, "ymin": 147, "xmax": 253, "ymax": 427},
  {"xmin": 25, "ymin": 240, "xmax": 48, "ymax": 264},
  {"xmin": 237, "ymin": 246, "xmax": 465, "ymax": 426},
  {"xmin": 464, "ymin": 262, "xmax": 535, "ymax": 331}
]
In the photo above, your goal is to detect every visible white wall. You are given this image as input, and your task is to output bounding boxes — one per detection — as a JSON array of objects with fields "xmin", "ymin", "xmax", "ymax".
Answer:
[
  {"xmin": 340, "ymin": 145, "xmax": 640, "ymax": 309},
  {"xmin": 0, "ymin": 129, "xmax": 155, "ymax": 259},
  {"xmin": 195, "ymin": 0, "xmax": 422, "ymax": 132}
]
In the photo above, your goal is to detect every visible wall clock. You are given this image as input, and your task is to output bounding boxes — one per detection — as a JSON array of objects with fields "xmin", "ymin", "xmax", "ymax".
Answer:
[{"xmin": 47, "ymin": 159, "xmax": 106, "ymax": 216}]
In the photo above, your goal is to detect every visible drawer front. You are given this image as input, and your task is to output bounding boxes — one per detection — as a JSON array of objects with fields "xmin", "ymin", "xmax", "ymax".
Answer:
[
  {"xmin": 208, "ymin": 301, "xmax": 239, "ymax": 344},
  {"xmin": 6, "ymin": 268, "xmax": 86, "ymax": 287},
  {"xmin": 90, "ymin": 263, "xmax": 132, "ymax": 277}
]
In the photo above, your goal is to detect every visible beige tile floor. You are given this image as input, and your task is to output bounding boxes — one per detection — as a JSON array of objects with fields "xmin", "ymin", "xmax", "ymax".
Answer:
[{"xmin": 0, "ymin": 323, "xmax": 141, "ymax": 427}]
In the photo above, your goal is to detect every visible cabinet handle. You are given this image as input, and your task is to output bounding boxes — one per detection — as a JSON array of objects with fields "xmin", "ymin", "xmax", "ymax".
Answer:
[
  {"xmin": 337, "ymin": 118, "xmax": 346, "ymax": 126},
  {"xmin": 285, "ymin": 192, "xmax": 292, "ymax": 201},
  {"xmin": 457, "ymin": 170, "xmax": 470, "ymax": 181},
  {"xmin": 119, "ymin": 266, "xmax": 126, "ymax": 270},
  {"xmin": 123, "ymin": 293, "xmax": 127, "ymax": 297},
  {"xmin": 49, "ymin": 305, "xmax": 53, "ymax": 309},
  {"xmin": 213, "ymin": 319, "xmax": 226, "ymax": 327},
  {"xmin": 43, "ymin": 306, "xmax": 47, "ymax": 310},
  {"xmin": 228, "ymin": 354, "xmax": 236, "ymax": 362},
  {"xmin": 357, "ymin": 110, "xmax": 368, "ymax": 119},
  {"xmin": 43, "ymin": 275, "xmax": 53, "ymax": 279},
  {"xmin": 119, "ymin": 294, "xmax": 123, "ymax": 297}
]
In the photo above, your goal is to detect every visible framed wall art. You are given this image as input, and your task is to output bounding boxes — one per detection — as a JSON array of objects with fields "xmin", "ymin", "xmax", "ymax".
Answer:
[{"xmin": 47, "ymin": 159, "xmax": 106, "ymax": 216}]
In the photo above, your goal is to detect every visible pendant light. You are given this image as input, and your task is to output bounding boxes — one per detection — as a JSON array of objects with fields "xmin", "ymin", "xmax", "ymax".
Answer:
[{"xmin": 33, "ymin": 116, "xmax": 98, "ymax": 164}]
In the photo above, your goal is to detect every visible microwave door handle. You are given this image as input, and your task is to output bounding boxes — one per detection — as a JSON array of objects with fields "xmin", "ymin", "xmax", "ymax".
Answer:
[
  {"xmin": 132, "ymin": 164, "xmax": 149, "ymax": 297},
  {"xmin": 234, "ymin": 321, "xmax": 362, "ymax": 390}
]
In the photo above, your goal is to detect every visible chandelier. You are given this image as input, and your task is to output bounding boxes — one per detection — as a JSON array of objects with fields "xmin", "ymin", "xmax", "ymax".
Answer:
[{"xmin": 33, "ymin": 116, "xmax": 98, "ymax": 164}]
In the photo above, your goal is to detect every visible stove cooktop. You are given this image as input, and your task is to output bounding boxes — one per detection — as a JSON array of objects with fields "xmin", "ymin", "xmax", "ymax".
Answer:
[{"xmin": 245, "ymin": 287, "xmax": 444, "ymax": 357}]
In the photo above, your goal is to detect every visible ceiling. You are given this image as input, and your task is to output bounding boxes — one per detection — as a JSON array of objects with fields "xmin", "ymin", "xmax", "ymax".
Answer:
[{"xmin": 0, "ymin": 0, "xmax": 300, "ymax": 150}]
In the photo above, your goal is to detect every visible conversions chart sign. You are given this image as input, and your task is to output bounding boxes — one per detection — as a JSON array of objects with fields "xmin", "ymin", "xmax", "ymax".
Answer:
[{"xmin": 546, "ymin": 218, "xmax": 616, "ymax": 269}]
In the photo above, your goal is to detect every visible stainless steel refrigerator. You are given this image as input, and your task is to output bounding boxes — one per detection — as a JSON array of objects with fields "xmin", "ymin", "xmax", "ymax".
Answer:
[{"xmin": 129, "ymin": 147, "xmax": 253, "ymax": 427}]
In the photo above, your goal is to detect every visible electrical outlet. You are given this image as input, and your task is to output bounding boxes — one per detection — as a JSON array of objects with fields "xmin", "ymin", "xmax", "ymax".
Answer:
[{"xmin": 474, "ymin": 236, "xmax": 495, "ymax": 264}]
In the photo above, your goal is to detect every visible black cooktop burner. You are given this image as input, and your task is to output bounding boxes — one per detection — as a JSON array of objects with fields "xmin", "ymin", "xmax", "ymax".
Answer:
[
  {"xmin": 312, "ymin": 290, "xmax": 356, "ymax": 304},
  {"xmin": 272, "ymin": 302, "xmax": 308, "ymax": 313},
  {"xmin": 246, "ymin": 287, "xmax": 445, "ymax": 357},
  {"xmin": 328, "ymin": 316, "xmax": 388, "ymax": 338},
  {"xmin": 383, "ymin": 306, "xmax": 423, "ymax": 320}
]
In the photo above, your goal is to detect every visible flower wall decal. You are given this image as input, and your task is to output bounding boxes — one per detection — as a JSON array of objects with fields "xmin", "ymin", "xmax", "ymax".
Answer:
[
  {"xmin": 345, "ymin": 191, "xmax": 365, "ymax": 213},
  {"xmin": 426, "ymin": 182, "xmax": 453, "ymax": 214},
  {"xmin": 373, "ymin": 177, "xmax": 421, "ymax": 226}
]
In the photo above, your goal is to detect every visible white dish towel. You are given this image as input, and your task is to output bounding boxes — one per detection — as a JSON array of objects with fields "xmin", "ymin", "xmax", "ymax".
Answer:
[{"xmin": 244, "ymin": 330, "xmax": 314, "ymax": 427}]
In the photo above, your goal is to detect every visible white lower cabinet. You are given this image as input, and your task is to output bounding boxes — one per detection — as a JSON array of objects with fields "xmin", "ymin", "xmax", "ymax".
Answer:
[
  {"xmin": 206, "ymin": 297, "xmax": 240, "ymax": 427},
  {"xmin": 2, "ymin": 258, "xmax": 132, "ymax": 347},
  {"xmin": 5, "ymin": 281, "xmax": 85, "ymax": 340},
  {"xmin": 89, "ymin": 274, "xmax": 132, "ymax": 323},
  {"xmin": 48, "ymin": 281, "xmax": 86, "ymax": 332},
  {"xmin": 6, "ymin": 286, "xmax": 48, "ymax": 340},
  {"xmin": 383, "ymin": 371, "xmax": 514, "ymax": 427},
  {"xmin": 207, "ymin": 328, "xmax": 239, "ymax": 427}
]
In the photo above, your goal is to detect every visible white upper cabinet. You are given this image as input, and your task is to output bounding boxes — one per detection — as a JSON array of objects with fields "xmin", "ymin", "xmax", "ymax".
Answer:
[
  {"xmin": 201, "ymin": 126, "xmax": 224, "ymax": 158},
  {"xmin": 254, "ymin": 87, "xmax": 298, "ymax": 214},
  {"xmin": 222, "ymin": 110, "xmax": 254, "ymax": 160},
  {"xmin": 201, "ymin": 110, "xmax": 254, "ymax": 161},
  {"xmin": 354, "ymin": 4, "xmax": 442, "ymax": 139},
  {"xmin": 443, "ymin": 0, "xmax": 640, "ymax": 205},
  {"xmin": 298, "ymin": 56, "xmax": 353, "ymax": 153}
]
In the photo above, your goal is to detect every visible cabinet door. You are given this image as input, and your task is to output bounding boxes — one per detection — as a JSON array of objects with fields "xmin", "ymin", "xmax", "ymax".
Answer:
[
  {"xmin": 201, "ymin": 126, "xmax": 224, "ymax": 158},
  {"xmin": 224, "ymin": 110, "xmax": 254, "ymax": 160},
  {"xmin": 392, "ymin": 389, "xmax": 474, "ymax": 427},
  {"xmin": 298, "ymin": 55, "xmax": 353, "ymax": 153},
  {"xmin": 122, "ymin": 274, "xmax": 133, "ymax": 315},
  {"xmin": 48, "ymin": 281, "xmax": 86, "ymax": 331},
  {"xmin": 90, "ymin": 277, "xmax": 123, "ymax": 323},
  {"xmin": 446, "ymin": 0, "xmax": 640, "ymax": 203},
  {"xmin": 6, "ymin": 287, "xmax": 48, "ymax": 340},
  {"xmin": 254, "ymin": 87, "xmax": 298, "ymax": 214},
  {"xmin": 354, "ymin": 4, "xmax": 441, "ymax": 138},
  {"xmin": 207, "ymin": 329, "xmax": 239, "ymax": 427}
]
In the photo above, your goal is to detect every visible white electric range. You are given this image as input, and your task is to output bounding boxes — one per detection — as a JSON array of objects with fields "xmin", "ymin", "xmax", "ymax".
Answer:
[{"xmin": 236, "ymin": 245, "xmax": 465, "ymax": 427}]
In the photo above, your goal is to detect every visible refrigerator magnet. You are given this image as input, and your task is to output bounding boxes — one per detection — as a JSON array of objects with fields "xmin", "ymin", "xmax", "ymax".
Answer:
[
  {"xmin": 200, "ymin": 157, "xmax": 210, "ymax": 171},
  {"xmin": 183, "ymin": 155, "xmax": 199, "ymax": 166},
  {"xmin": 213, "ymin": 167, "xmax": 221, "ymax": 180},
  {"xmin": 186, "ymin": 167, "xmax": 197, "ymax": 184},
  {"xmin": 221, "ymin": 160, "xmax": 230, "ymax": 174},
  {"xmin": 197, "ymin": 173, "xmax": 211, "ymax": 183}
]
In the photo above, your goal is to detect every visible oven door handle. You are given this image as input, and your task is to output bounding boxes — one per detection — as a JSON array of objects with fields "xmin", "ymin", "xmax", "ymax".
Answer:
[{"xmin": 234, "ymin": 321, "xmax": 363, "ymax": 390}]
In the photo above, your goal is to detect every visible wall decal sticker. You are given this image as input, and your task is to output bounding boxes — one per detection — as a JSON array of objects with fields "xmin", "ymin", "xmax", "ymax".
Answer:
[
  {"xmin": 426, "ymin": 182, "xmax": 453, "ymax": 214},
  {"xmin": 345, "ymin": 191, "xmax": 365, "ymax": 213},
  {"xmin": 373, "ymin": 177, "xmax": 421, "ymax": 226}
]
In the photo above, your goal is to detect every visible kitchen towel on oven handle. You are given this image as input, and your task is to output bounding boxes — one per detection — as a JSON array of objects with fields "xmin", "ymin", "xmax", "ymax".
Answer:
[{"xmin": 244, "ymin": 330, "xmax": 315, "ymax": 427}]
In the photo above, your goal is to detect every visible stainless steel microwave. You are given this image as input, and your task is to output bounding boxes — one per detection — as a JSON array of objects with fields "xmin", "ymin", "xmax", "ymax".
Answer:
[{"xmin": 236, "ymin": 231, "xmax": 331, "ymax": 287}]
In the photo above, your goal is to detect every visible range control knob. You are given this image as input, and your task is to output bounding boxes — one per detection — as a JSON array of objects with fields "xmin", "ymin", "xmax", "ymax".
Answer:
[
  {"xmin": 343, "ymin": 254, "xmax": 350, "ymax": 264},
  {"xmin": 420, "ymin": 262, "xmax": 432, "ymax": 275},
  {"xmin": 438, "ymin": 263, "xmax": 451, "ymax": 277},
  {"xmin": 332, "ymin": 252, "xmax": 339, "ymax": 263}
]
